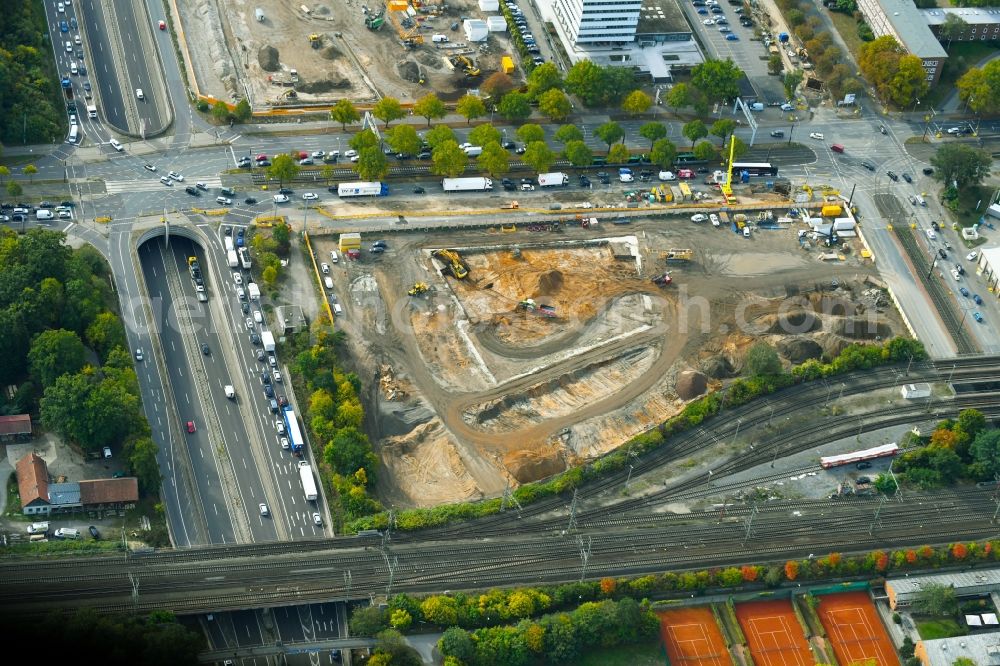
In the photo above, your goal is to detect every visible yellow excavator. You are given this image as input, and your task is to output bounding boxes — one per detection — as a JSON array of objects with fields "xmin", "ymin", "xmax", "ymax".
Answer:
[
  {"xmin": 408, "ymin": 282, "xmax": 428, "ymax": 296},
  {"xmin": 309, "ymin": 34, "xmax": 321, "ymax": 48},
  {"xmin": 432, "ymin": 249, "xmax": 468, "ymax": 279},
  {"xmin": 452, "ymin": 55, "xmax": 480, "ymax": 77}
]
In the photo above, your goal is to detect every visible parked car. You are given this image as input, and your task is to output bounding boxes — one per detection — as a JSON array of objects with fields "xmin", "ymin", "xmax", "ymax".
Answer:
[{"xmin": 809, "ymin": 132, "xmax": 824, "ymax": 140}]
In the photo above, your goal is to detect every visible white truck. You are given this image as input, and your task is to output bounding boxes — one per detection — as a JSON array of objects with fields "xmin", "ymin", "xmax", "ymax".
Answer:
[
  {"xmin": 224, "ymin": 236, "xmax": 234, "ymax": 252},
  {"xmin": 261, "ymin": 330, "xmax": 275, "ymax": 352},
  {"xmin": 87, "ymin": 104, "xmax": 97, "ymax": 119},
  {"xmin": 227, "ymin": 249, "xmax": 239, "ymax": 268},
  {"xmin": 338, "ymin": 181, "xmax": 389, "ymax": 197},
  {"xmin": 247, "ymin": 282, "xmax": 260, "ymax": 300},
  {"xmin": 537, "ymin": 172, "xmax": 569, "ymax": 187},
  {"xmin": 299, "ymin": 461, "xmax": 318, "ymax": 501},
  {"xmin": 238, "ymin": 247, "xmax": 251, "ymax": 270},
  {"xmin": 442, "ymin": 177, "xmax": 493, "ymax": 192}
]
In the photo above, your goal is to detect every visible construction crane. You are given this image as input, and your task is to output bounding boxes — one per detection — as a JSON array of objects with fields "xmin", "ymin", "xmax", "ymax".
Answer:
[
  {"xmin": 387, "ymin": 0, "xmax": 424, "ymax": 46},
  {"xmin": 720, "ymin": 134, "xmax": 736, "ymax": 202},
  {"xmin": 432, "ymin": 249, "xmax": 468, "ymax": 279},
  {"xmin": 451, "ymin": 55, "xmax": 480, "ymax": 77}
]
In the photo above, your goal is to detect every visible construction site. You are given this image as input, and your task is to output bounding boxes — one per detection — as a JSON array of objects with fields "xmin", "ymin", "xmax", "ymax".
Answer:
[
  {"xmin": 174, "ymin": 0, "xmax": 516, "ymax": 107},
  {"xmin": 316, "ymin": 199, "xmax": 909, "ymax": 509}
]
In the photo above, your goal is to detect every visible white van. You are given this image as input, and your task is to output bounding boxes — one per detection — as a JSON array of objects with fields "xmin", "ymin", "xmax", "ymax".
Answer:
[
  {"xmin": 463, "ymin": 145, "xmax": 483, "ymax": 156},
  {"xmin": 36, "ymin": 209, "xmax": 54, "ymax": 220},
  {"xmin": 110, "ymin": 138, "xmax": 124, "ymax": 152},
  {"xmin": 333, "ymin": 303, "xmax": 343, "ymax": 316},
  {"xmin": 54, "ymin": 527, "xmax": 80, "ymax": 539},
  {"xmin": 324, "ymin": 276, "xmax": 334, "ymax": 289},
  {"xmin": 749, "ymin": 102, "xmax": 765, "ymax": 111},
  {"xmin": 330, "ymin": 250, "xmax": 339, "ymax": 264},
  {"xmin": 27, "ymin": 522, "xmax": 50, "ymax": 534},
  {"xmin": 915, "ymin": 195, "xmax": 926, "ymax": 207},
  {"xmin": 70, "ymin": 62, "xmax": 78, "ymax": 75}
]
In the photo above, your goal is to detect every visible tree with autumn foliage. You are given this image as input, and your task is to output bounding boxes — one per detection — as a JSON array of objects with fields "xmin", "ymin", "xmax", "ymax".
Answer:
[
  {"xmin": 874, "ymin": 551, "xmax": 889, "ymax": 572},
  {"xmin": 741, "ymin": 565, "xmax": 760, "ymax": 582},
  {"xmin": 952, "ymin": 542, "xmax": 969, "ymax": 560},
  {"xmin": 905, "ymin": 550, "xmax": 918, "ymax": 564},
  {"xmin": 600, "ymin": 578, "xmax": 617, "ymax": 596},
  {"xmin": 784, "ymin": 560, "xmax": 799, "ymax": 581}
]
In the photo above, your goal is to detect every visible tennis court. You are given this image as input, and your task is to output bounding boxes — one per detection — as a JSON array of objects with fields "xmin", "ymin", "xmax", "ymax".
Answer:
[
  {"xmin": 658, "ymin": 607, "xmax": 732, "ymax": 666},
  {"xmin": 734, "ymin": 600, "xmax": 812, "ymax": 666},
  {"xmin": 816, "ymin": 592, "xmax": 899, "ymax": 666}
]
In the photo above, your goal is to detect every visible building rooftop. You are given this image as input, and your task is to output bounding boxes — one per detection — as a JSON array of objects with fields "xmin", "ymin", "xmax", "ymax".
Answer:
[
  {"xmin": 877, "ymin": 0, "xmax": 947, "ymax": 58},
  {"xmin": 0, "ymin": 414, "xmax": 32, "ymax": 437},
  {"xmin": 981, "ymin": 245, "xmax": 1000, "ymax": 269},
  {"xmin": 919, "ymin": 633, "xmax": 1000, "ymax": 665},
  {"xmin": 637, "ymin": 0, "xmax": 689, "ymax": 35},
  {"xmin": 888, "ymin": 569, "xmax": 1000, "ymax": 596},
  {"xmin": 923, "ymin": 7, "xmax": 1000, "ymax": 26}
]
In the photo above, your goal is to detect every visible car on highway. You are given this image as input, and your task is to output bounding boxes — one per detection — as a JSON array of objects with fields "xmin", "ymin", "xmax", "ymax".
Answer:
[
  {"xmin": 886, "ymin": 170, "xmax": 898, "ymax": 181},
  {"xmin": 277, "ymin": 395, "xmax": 288, "ymax": 407},
  {"xmin": 312, "ymin": 512, "xmax": 322, "ymax": 526},
  {"xmin": 520, "ymin": 183, "xmax": 535, "ymax": 191},
  {"xmin": 135, "ymin": 348, "xmax": 144, "ymax": 361},
  {"xmin": 925, "ymin": 228, "xmax": 937, "ymax": 240},
  {"xmin": 725, "ymin": 33, "xmax": 739, "ymax": 40},
  {"xmin": 110, "ymin": 138, "xmax": 124, "ymax": 152},
  {"xmin": 311, "ymin": 150, "xmax": 325, "ymax": 158},
  {"xmin": 275, "ymin": 420, "xmax": 286, "ymax": 435},
  {"xmin": 280, "ymin": 436, "xmax": 290, "ymax": 450},
  {"xmin": 185, "ymin": 186, "xmax": 200, "ymax": 196},
  {"xmin": 321, "ymin": 263, "xmax": 330, "ymax": 274},
  {"xmin": 245, "ymin": 197, "xmax": 258, "ymax": 205},
  {"xmin": 273, "ymin": 369, "xmax": 282, "ymax": 383},
  {"xmin": 973, "ymin": 294, "xmax": 983, "ymax": 305},
  {"xmin": 168, "ymin": 171, "xmax": 184, "ymax": 182},
  {"xmin": 245, "ymin": 317, "xmax": 254, "ymax": 330},
  {"xmin": 344, "ymin": 149, "xmax": 358, "ymax": 159},
  {"xmin": 769, "ymin": 130, "xmax": 784, "ymax": 138},
  {"xmin": 809, "ymin": 132, "xmax": 824, "ymax": 140},
  {"xmin": 960, "ymin": 287, "xmax": 970, "ymax": 297},
  {"xmin": 233, "ymin": 271, "xmax": 242, "ymax": 285},
  {"xmin": 718, "ymin": 26, "xmax": 730, "ymax": 32},
  {"xmin": 253, "ymin": 310, "xmax": 262, "ymax": 324},
  {"xmin": 136, "ymin": 88, "xmax": 144, "ymax": 100},
  {"xmin": 856, "ymin": 461, "xmax": 871, "ymax": 469},
  {"xmin": 951, "ymin": 268, "xmax": 961, "ymax": 280},
  {"xmin": 974, "ymin": 312, "xmax": 984, "ymax": 323},
  {"xmin": 272, "ymin": 194, "xmax": 290, "ymax": 203},
  {"xmin": 158, "ymin": 19, "xmax": 166, "ymax": 30},
  {"xmin": 967, "ymin": 251, "xmax": 978, "ymax": 261},
  {"xmin": 60, "ymin": 20, "xmax": 69, "ymax": 32},
  {"xmin": 201, "ymin": 343, "xmax": 210, "ymax": 355},
  {"xmin": 216, "ymin": 196, "xmax": 232, "ymax": 205},
  {"xmin": 186, "ymin": 420, "xmax": 196, "ymax": 433},
  {"xmin": 955, "ymin": 264, "xmax": 965, "ymax": 275},
  {"xmin": 302, "ymin": 192, "xmax": 318, "ymax": 200},
  {"xmin": 159, "ymin": 176, "xmax": 172, "ymax": 186},
  {"xmin": 902, "ymin": 172, "xmax": 912, "ymax": 183},
  {"xmin": 259, "ymin": 503, "xmax": 269, "ymax": 516}
]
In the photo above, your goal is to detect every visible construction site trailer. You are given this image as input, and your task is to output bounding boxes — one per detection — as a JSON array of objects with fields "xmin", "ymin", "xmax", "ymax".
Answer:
[
  {"xmin": 820, "ymin": 443, "xmax": 899, "ymax": 469},
  {"xmin": 901, "ymin": 383, "xmax": 931, "ymax": 399},
  {"xmin": 339, "ymin": 233, "xmax": 362, "ymax": 253}
]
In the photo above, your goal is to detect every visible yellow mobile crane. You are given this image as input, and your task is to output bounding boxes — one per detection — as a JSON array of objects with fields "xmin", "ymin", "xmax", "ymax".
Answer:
[
  {"xmin": 720, "ymin": 135, "xmax": 736, "ymax": 203},
  {"xmin": 387, "ymin": 0, "xmax": 424, "ymax": 46}
]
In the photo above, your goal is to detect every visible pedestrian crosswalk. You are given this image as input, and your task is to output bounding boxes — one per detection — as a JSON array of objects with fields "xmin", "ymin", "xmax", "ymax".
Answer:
[{"xmin": 104, "ymin": 177, "xmax": 223, "ymax": 194}]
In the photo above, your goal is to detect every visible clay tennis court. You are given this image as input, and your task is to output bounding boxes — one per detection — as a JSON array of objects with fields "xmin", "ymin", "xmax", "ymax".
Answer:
[
  {"xmin": 816, "ymin": 592, "xmax": 899, "ymax": 666},
  {"xmin": 734, "ymin": 600, "xmax": 813, "ymax": 666},
  {"xmin": 658, "ymin": 607, "xmax": 732, "ymax": 665}
]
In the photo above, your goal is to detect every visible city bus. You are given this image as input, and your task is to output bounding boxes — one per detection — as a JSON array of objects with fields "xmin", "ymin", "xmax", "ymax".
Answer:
[{"xmin": 731, "ymin": 162, "xmax": 779, "ymax": 177}]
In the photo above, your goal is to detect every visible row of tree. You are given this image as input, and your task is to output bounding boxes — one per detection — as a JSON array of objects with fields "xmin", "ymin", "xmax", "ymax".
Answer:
[
  {"xmin": 776, "ymin": 0, "xmax": 865, "ymax": 100},
  {"xmin": 874, "ymin": 409, "xmax": 999, "ymax": 491},
  {"xmin": 0, "ymin": 229, "xmax": 160, "ymax": 494},
  {"xmin": 0, "ymin": 2, "xmax": 65, "ymax": 144},
  {"xmin": 286, "ymin": 328, "xmax": 382, "ymax": 527},
  {"xmin": 957, "ymin": 59, "xmax": 1000, "ymax": 115},
  {"xmin": 347, "ymin": 337, "xmax": 927, "ymax": 534},
  {"xmin": 859, "ymin": 36, "xmax": 930, "ymax": 108}
]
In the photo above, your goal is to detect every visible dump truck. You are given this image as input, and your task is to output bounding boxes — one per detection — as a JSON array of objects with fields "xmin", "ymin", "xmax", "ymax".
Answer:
[
  {"xmin": 442, "ymin": 177, "xmax": 493, "ymax": 192},
  {"xmin": 432, "ymin": 249, "xmax": 469, "ymax": 279},
  {"xmin": 518, "ymin": 299, "xmax": 556, "ymax": 316},
  {"xmin": 538, "ymin": 172, "xmax": 569, "ymax": 187},
  {"xmin": 338, "ymin": 181, "xmax": 389, "ymax": 197}
]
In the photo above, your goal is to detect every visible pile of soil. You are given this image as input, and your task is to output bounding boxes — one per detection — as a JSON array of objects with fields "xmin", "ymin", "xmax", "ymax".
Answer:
[
  {"xmin": 397, "ymin": 61, "xmax": 422, "ymax": 83},
  {"xmin": 320, "ymin": 43, "xmax": 342, "ymax": 60},
  {"xmin": 299, "ymin": 79, "xmax": 351, "ymax": 93},
  {"xmin": 676, "ymin": 370, "xmax": 708, "ymax": 400},
  {"xmin": 504, "ymin": 447, "xmax": 565, "ymax": 483},
  {"xmin": 258, "ymin": 46, "xmax": 280, "ymax": 72},
  {"xmin": 777, "ymin": 338, "xmax": 823, "ymax": 363},
  {"xmin": 701, "ymin": 356, "xmax": 732, "ymax": 379}
]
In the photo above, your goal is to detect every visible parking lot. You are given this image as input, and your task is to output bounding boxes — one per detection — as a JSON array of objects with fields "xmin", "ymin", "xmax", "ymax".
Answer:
[{"xmin": 679, "ymin": 0, "xmax": 785, "ymax": 102}]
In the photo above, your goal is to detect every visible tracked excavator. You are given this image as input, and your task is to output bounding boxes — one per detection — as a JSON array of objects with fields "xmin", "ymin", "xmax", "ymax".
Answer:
[{"xmin": 432, "ymin": 249, "xmax": 469, "ymax": 279}]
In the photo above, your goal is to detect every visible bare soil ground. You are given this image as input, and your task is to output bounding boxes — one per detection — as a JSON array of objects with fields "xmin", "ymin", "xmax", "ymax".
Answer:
[
  {"xmin": 317, "ymin": 207, "xmax": 906, "ymax": 509},
  {"xmin": 175, "ymin": 0, "xmax": 519, "ymax": 105}
]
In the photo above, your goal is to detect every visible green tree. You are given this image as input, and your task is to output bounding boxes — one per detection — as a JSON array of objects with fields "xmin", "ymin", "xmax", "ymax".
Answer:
[
  {"xmin": 622, "ymin": 89, "xmax": 652, "ymax": 116},
  {"xmin": 768, "ymin": 53, "xmax": 784, "ymax": 76},
  {"xmin": 23, "ymin": 164, "xmax": 37, "ymax": 183},
  {"xmin": 745, "ymin": 342, "xmax": 782, "ymax": 376},
  {"xmin": 691, "ymin": 59, "xmax": 743, "ymax": 103},
  {"xmin": 386, "ymin": 125, "xmax": 421, "ymax": 156},
  {"xmin": 956, "ymin": 409, "xmax": 987, "ymax": 440},
  {"xmin": 565, "ymin": 60, "xmax": 605, "ymax": 106},
  {"xmin": 413, "ymin": 92, "xmax": 446, "ymax": 127},
  {"xmin": 349, "ymin": 128, "xmax": 380, "ymax": 153},
  {"xmin": 683, "ymin": 119, "xmax": 708, "ymax": 147},
  {"xmin": 499, "ymin": 91, "xmax": 532, "ymax": 122},
  {"xmin": 456, "ymin": 94, "xmax": 487, "ymax": 125},
  {"xmin": 211, "ymin": 101, "xmax": 230, "ymax": 122},
  {"xmin": 477, "ymin": 142, "xmax": 510, "ymax": 177},
  {"xmin": 888, "ymin": 55, "xmax": 930, "ymax": 107},
  {"xmin": 554, "ymin": 124, "xmax": 583, "ymax": 144},
  {"xmin": 234, "ymin": 98, "xmax": 252, "ymax": 122},
  {"xmin": 665, "ymin": 82, "xmax": 692, "ymax": 110},
  {"xmin": 439, "ymin": 626, "xmax": 476, "ymax": 662},
  {"xmin": 469, "ymin": 123, "xmax": 502, "ymax": 147},
  {"xmin": 324, "ymin": 426, "xmax": 378, "ymax": 478},
  {"xmin": 859, "ymin": 36, "xmax": 903, "ymax": 101},
  {"xmin": 538, "ymin": 88, "xmax": 572, "ymax": 121},
  {"xmin": 939, "ymin": 13, "xmax": 969, "ymax": 50},
  {"xmin": 639, "ymin": 121, "xmax": 667, "ymax": 149},
  {"xmin": 710, "ymin": 118, "xmax": 736, "ymax": 143},
  {"xmin": 354, "ymin": 148, "xmax": 388, "ymax": 181},
  {"xmin": 0, "ymin": 166, "xmax": 9, "ymax": 184},
  {"xmin": 563, "ymin": 140, "xmax": 593, "ymax": 167},
  {"xmin": 425, "ymin": 125, "xmax": 456, "ymax": 149},
  {"xmin": 516, "ymin": 123, "xmax": 545, "ymax": 145},
  {"xmin": 6, "ymin": 180, "xmax": 22, "ymax": 197},
  {"xmin": 912, "ymin": 582, "xmax": 959, "ymax": 616},
  {"xmin": 527, "ymin": 62, "xmax": 563, "ymax": 99},
  {"xmin": 330, "ymin": 99, "xmax": 360, "ymax": 130},
  {"xmin": 608, "ymin": 143, "xmax": 630, "ymax": 165},
  {"xmin": 266, "ymin": 153, "xmax": 300, "ymax": 187},
  {"xmin": 421, "ymin": 595, "xmax": 460, "ymax": 625},
  {"xmin": 783, "ymin": 71, "xmax": 804, "ymax": 101},
  {"xmin": 130, "ymin": 436, "xmax": 162, "ymax": 494},
  {"xmin": 372, "ymin": 96, "xmax": 405, "ymax": 127},
  {"xmin": 970, "ymin": 430, "xmax": 1000, "ymax": 478},
  {"xmin": 522, "ymin": 141, "xmax": 556, "ymax": 173},
  {"xmin": 693, "ymin": 140, "xmax": 718, "ymax": 162},
  {"xmin": 650, "ymin": 138, "xmax": 677, "ymax": 169},
  {"xmin": 28, "ymin": 328, "xmax": 86, "ymax": 388},
  {"xmin": 874, "ymin": 473, "xmax": 898, "ymax": 494},
  {"xmin": 594, "ymin": 121, "xmax": 624, "ymax": 152},
  {"xmin": 350, "ymin": 606, "xmax": 388, "ymax": 636},
  {"xmin": 931, "ymin": 143, "xmax": 992, "ymax": 190},
  {"xmin": 389, "ymin": 609, "xmax": 412, "ymax": 630},
  {"xmin": 431, "ymin": 140, "xmax": 468, "ymax": 177},
  {"xmin": 85, "ymin": 311, "xmax": 127, "ymax": 361}
]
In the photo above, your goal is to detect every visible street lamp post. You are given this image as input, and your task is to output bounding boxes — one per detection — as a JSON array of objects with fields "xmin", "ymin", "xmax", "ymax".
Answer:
[{"xmin": 912, "ymin": 98, "xmax": 921, "ymax": 114}]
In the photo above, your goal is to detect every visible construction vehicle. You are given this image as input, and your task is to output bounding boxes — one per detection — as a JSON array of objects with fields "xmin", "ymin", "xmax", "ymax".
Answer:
[
  {"xmin": 309, "ymin": 34, "xmax": 321, "ymax": 48},
  {"xmin": 289, "ymin": 69, "xmax": 299, "ymax": 83},
  {"xmin": 387, "ymin": 0, "xmax": 424, "ymax": 46},
  {"xmin": 661, "ymin": 248, "xmax": 693, "ymax": 263},
  {"xmin": 432, "ymin": 249, "xmax": 468, "ymax": 279},
  {"xmin": 451, "ymin": 55, "xmax": 480, "ymax": 77},
  {"xmin": 517, "ymin": 299, "xmax": 556, "ymax": 317},
  {"xmin": 280, "ymin": 89, "xmax": 298, "ymax": 99},
  {"xmin": 651, "ymin": 273, "xmax": 673, "ymax": 287},
  {"xmin": 408, "ymin": 282, "xmax": 428, "ymax": 296},
  {"xmin": 365, "ymin": 8, "xmax": 385, "ymax": 30}
]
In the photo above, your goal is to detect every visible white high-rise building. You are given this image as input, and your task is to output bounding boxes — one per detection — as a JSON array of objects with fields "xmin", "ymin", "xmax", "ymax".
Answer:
[{"xmin": 552, "ymin": 0, "xmax": 642, "ymax": 46}]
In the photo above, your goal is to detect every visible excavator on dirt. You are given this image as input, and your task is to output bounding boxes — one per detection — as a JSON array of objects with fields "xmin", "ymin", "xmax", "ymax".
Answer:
[
  {"xmin": 309, "ymin": 34, "xmax": 321, "ymax": 48},
  {"xmin": 408, "ymin": 282, "xmax": 429, "ymax": 296},
  {"xmin": 451, "ymin": 55, "xmax": 481, "ymax": 77},
  {"xmin": 432, "ymin": 249, "xmax": 469, "ymax": 279}
]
